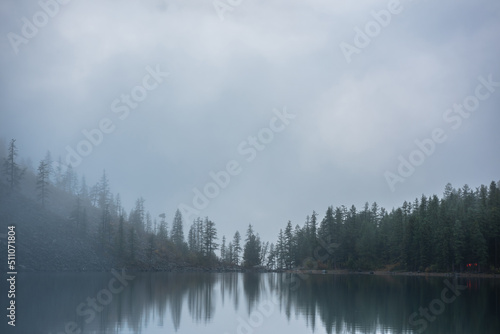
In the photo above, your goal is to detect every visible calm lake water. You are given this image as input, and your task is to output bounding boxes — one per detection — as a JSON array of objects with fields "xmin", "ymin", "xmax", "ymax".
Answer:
[{"xmin": 6, "ymin": 272, "xmax": 500, "ymax": 334}]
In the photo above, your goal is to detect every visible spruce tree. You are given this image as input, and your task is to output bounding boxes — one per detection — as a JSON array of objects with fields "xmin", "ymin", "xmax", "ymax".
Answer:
[
  {"xmin": 232, "ymin": 231, "xmax": 242, "ymax": 265},
  {"xmin": 36, "ymin": 160, "xmax": 50, "ymax": 207},
  {"xmin": 221, "ymin": 236, "xmax": 226, "ymax": 262},
  {"xmin": 203, "ymin": 217, "xmax": 218, "ymax": 257},
  {"xmin": 2, "ymin": 139, "xmax": 25, "ymax": 191},
  {"xmin": 171, "ymin": 209, "xmax": 185, "ymax": 249},
  {"xmin": 243, "ymin": 224, "xmax": 261, "ymax": 267}
]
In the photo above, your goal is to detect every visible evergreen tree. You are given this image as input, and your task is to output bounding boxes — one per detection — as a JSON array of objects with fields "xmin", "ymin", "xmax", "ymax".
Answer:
[
  {"xmin": 131, "ymin": 197, "xmax": 145, "ymax": 233},
  {"xmin": 70, "ymin": 190, "xmax": 88, "ymax": 234},
  {"xmin": 2, "ymin": 139, "xmax": 25, "ymax": 191},
  {"xmin": 158, "ymin": 213, "xmax": 169, "ymax": 242},
  {"xmin": 318, "ymin": 206, "xmax": 335, "ymax": 266},
  {"xmin": 146, "ymin": 212, "xmax": 152, "ymax": 234},
  {"xmin": 232, "ymin": 231, "xmax": 242, "ymax": 265},
  {"xmin": 284, "ymin": 221, "xmax": 294, "ymax": 269},
  {"xmin": 54, "ymin": 156, "xmax": 64, "ymax": 188},
  {"xmin": 276, "ymin": 229, "xmax": 285, "ymax": 269},
  {"xmin": 147, "ymin": 233, "xmax": 155, "ymax": 264},
  {"xmin": 243, "ymin": 224, "xmax": 261, "ymax": 267},
  {"xmin": 115, "ymin": 215, "xmax": 126, "ymax": 259},
  {"xmin": 221, "ymin": 236, "xmax": 226, "ymax": 261},
  {"xmin": 98, "ymin": 170, "xmax": 110, "ymax": 209},
  {"xmin": 227, "ymin": 242, "xmax": 234, "ymax": 264},
  {"xmin": 43, "ymin": 150, "xmax": 54, "ymax": 183},
  {"xmin": 267, "ymin": 243, "xmax": 275, "ymax": 269},
  {"xmin": 203, "ymin": 217, "xmax": 218, "ymax": 257},
  {"xmin": 188, "ymin": 221, "xmax": 197, "ymax": 253},
  {"xmin": 488, "ymin": 181, "xmax": 500, "ymax": 267},
  {"xmin": 309, "ymin": 211, "xmax": 318, "ymax": 251},
  {"xmin": 171, "ymin": 209, "xmax": 185, "ymax": 249},
  {"xmin": 63, "ymin": 165, "xmax": 78, "ymax": 194},
  {"xmin": 100, "ymin": 202, "xmax": 112, "ymax": 246},
  {"xmin": 81, "ymin": 207, "xmax": 88, "ymax": 234},
  {"xmin": 452, "ymin": 219, "xmax": 465, "ymax": 271},
  {"xmin": 470, "ymin": 221, "xmax": 488, "ymax": 270},
  {"xmin": 260, "ymin": 241, "xmax": 269, "ymax": 266},
  {"xmin": 128, "ymin": 226, "xmax": 137, "ymax": 261},
  {"xmin": 36, "ymin": 160, "xmax": 50, "ymax": 207},
  {"xmin": 79, "ymin": 176, "xmax": 90, "ymax": 205}
]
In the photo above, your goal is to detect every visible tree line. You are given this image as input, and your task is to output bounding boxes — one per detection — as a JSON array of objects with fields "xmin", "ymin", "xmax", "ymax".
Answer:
[
  {"xmin": 266, "ymin": 181, "xmax": 499, "ymax": 272},
  {"xmin": 1, "ymin": 138, "xmax": 499, "ymax": 272}
]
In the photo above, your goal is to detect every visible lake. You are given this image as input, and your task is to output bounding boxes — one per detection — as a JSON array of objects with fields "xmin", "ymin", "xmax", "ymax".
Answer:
[{"xmin": 6, "ymin": 271, "xmax": 500, "ymax": 334}]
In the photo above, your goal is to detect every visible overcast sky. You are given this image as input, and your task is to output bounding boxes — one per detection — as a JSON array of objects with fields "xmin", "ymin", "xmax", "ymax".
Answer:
[{"xmin": 1, "ymin": 0, "xmax": 499, "ymax": 243}]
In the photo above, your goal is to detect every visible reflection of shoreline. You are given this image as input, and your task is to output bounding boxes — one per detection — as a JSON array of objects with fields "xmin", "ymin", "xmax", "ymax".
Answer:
[
  {"xmin": 287, "ymin": 269, "xmax": 500, "ymax": 279},
  {"xmin": 13, "ymin": 271, "xmax": 500, "ymax": 334}
]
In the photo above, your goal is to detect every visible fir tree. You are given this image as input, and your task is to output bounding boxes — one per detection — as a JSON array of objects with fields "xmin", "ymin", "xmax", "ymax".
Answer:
[
  {"xmin": 232, "ymin": 231, "xmax": 242, "ymax": 265},
  {"xmin": 36, "ymin": 160, "xmax": 50, "ymax": 207},
  {"xmin": 171, "ymin": 209, "xmax": 185, "ymax": 249},
  {"xmin": 2, "ymin": 139, "xmax": 25, "ymax": 191}
]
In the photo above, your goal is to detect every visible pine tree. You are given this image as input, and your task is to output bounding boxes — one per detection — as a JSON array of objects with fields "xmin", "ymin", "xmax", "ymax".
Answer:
[
  {"xmin": 43, "ymin": 150, "xmax": 54, "ymax": 183},
  {"xmin": 309, "ymin": 211, "xmax": 318, "ymax": 256},
  {"xmin": 284, "ymin": 221, "xmax": 294, "ymax": 268},
  {"xmin": 221, "ymin": 236, "xmax": 226, "ymax": 261},
  {"xmin": 146, "ymin": 212, "xmax": 152, "ymax": 233},
  {"xmin": 470, "ymin": 221, "xmax": 488, "ymax": 271},
  {"xmin": 36, "ymin": 160, "xmax": 50, "ymax": 207},
  {"xmin": 79, "ymin": 176, "xmax": 90, "ymax": 205},
  {"xmin": 232, "ymin": 231, "xmax": 242, "ymax": 265},
  {"xmin": 488, "ymin": 181, "xmax": 500, "ymax": 268},
  {"xmin": 131, "ymin": 197, "xmax": 145, "ymax": 233},
  {"xmin": 171, "ymin": 209, "xmax": 185, "ymax": 249},
  {"xmin": 452, "ymin": 219, "xmax": 465, "ymax": 271},
  {"xmin": 147, "ymin": 233, "xmax": 155, "ymax": 264},
  {"xmin": 227, "ymin": 242, "xmax": 234, "ymax": 264},
  {"xmin": 276, "ymin": 229, "xmax": 285, "ymax": 269},
  {"xmin": 158, "ymin": 213, "xmax": 169, "ymax": 246},
  {"xmin": 188, "ymin": 222, "xmax": 197, "ymax": 253},
  {"xmin": 203, "ymin": 217, "xmax": 218, "ymax": 257},
  {"xmin": 129, "ymin": 226, "xmax": 137, "ymax": 261},
  {"xmin": 81, "ymin": 207, "xmax": 88, "ymax": 234},
  {"xmin": 243, "ymin": 224, "xmax": 261, "ymax": 267},
  {"xmin": 63, "ymin": 165, "xmax": 78, "ymax": 194},
  {"xmin": 98, "ymin": 170, "xmax": 110, "ymax": 209},
  {"xmin": 54, "ymin": 156, "xmax": 64, "ymax": 188},
  {"xmin": 318, "ymin": 206, "xmax": 335, "ymax": 266},
  {"xmin": 115, "ymin": 215, "xmax": 126, "ymax": 259},
  {"xmin": 2, "ymin": 139, "xmax": 25, "ymax": 191},
  {"xmin": 100, "ymin": 202, "xmax": 112, "ymax": 246},
  {"xmin": 260, "ymin": 241, "xmax": 269, "ymax": 265},
  {"xmin": 267, "ymin": 243, "xmax": 275, "ymax": 269}
]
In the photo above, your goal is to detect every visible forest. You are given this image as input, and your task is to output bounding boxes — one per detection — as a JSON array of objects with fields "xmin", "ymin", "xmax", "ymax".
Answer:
[{"xmin": 1, "ymin": 138, "xmax": 499, "ymax": 273}]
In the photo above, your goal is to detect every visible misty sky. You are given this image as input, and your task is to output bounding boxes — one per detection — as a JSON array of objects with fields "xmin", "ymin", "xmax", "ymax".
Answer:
[{"xmin": 1, "ymin": 0, "xmax": 499, "ymax": 243}]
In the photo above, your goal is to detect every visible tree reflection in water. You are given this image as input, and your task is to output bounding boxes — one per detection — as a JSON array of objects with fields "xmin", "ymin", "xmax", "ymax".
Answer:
[{"xmin": 11, "ymin": 272, "xmax": 500, "ymax": 334}]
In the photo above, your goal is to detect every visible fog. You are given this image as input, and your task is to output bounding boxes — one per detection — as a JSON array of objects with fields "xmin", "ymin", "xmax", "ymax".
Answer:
[{"xmin": 1, "ymin": 0, "xmax": 499, "ymax": 242}]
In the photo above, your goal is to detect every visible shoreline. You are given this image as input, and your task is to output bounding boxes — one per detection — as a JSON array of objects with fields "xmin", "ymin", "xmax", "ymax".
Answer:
[
  {"xmin": 16, "ymin": 267, "xmax": 500, "ymax": 278},
  {"xmin": 287, "ymin": 269, "xmax": 500, "ymax": 279}
]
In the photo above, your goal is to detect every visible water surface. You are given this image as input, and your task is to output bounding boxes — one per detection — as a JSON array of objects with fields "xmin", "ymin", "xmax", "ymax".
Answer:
[{"xmin": 6, "ymin": 272, "xmax": 500, "ymax": 334}]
